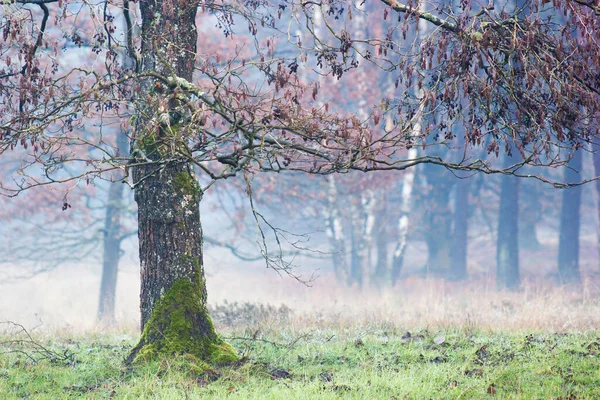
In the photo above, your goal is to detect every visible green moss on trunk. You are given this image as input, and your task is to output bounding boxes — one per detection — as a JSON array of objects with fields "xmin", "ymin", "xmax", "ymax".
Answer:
[
  {"xmin": 126, "ymin": 279, "xmax": 237, "ymax": 366},
  {"xmin": 174, "ymin": 171, "xmax": 200, "ymax": 196}
]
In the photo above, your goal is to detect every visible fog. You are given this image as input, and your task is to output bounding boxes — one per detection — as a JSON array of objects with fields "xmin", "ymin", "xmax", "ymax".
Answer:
[{"xmin": 2, "ymin": 174, "xmax": 600, "ymax": 334}]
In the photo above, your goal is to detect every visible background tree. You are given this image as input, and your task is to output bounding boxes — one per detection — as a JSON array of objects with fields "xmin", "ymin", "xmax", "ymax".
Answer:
[
  {"xmin": 496, "ymin": 154, "xmax": 521, "ymax": 290},
  {"xmin": 558, "ymin": 149, "xmax": 583, "ymax": 283}
]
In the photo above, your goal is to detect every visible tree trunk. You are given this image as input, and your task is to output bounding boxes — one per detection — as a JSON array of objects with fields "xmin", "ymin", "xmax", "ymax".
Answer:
[
  {"xmin": 422, "ymin": 165, "xmax": 453, "ymax": 275},
  {"xmin": 390, "ymin": 3, "xmax": 430, "ymax": 283},
  {"xmin": 558, "ymin": 150, "xmax": 583, "ymax": 283},
  {"xmin": 126, "ymin": 0, "xmax": 235, "ymax": 365},
  {"xmin": 593, "ymin": 146, "xmax": 600, "ymax": 271},
  {"xmin": 519, "ymin": 179, "xmax": 541, "ymax": 250},
  {"xmin": 324, "ymin": 176, "xmax": 349, "ymax": 282},
  {"xmin": 449, "ymin": 124, "xmax": 469, "ymax": 280},
  {"xmin": 450, "ymin": 176, "xmax": 469, "ymax": 280},
  {"xmin": 349, "ymin": 200, "xmax": 364, "ymax": 287},
  {"xmin": 372, "ymin": 195, "xmax": 389, "ymax": 286},
  {"xmin": 496, "ymin": 157, "xmax": 520, "ymax": 290},
  {"xmin": 97, "ymin": 132, "xmax": 128, "ymax": 324},
  {"xmin": 390, "ymin": 165, "xmax": 416, "ymax": 284}
]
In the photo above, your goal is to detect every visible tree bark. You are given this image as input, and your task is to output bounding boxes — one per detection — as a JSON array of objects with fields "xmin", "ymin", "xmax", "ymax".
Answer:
[
  {"xmin": 126, "ymin": 0, "xmax": 235, "ymax": 364},
  {"xmin": 558, "ymin": 150, "xmax": 583, "ymax": 283},
  {"xmin": 496, "ymin": 156, "xmax": 520, "ymax": 290},
  {"xmin": 97, "ymin": 132, "xmax": 128, "ymax": 324}
]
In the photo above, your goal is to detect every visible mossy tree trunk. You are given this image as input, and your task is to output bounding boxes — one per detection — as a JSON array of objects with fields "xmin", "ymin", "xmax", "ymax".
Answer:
[{"xmin": 126, "ymin": 0, "xmax": 236, "ymax": 365}]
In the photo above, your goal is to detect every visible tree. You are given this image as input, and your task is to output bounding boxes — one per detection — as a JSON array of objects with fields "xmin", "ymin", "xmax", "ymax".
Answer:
[
  {"xmin": 496, "ymin": 154, "xmax": 521, "ymax": 290},
  {"xmin": 97, "ymin": 130, "xmax": 131, "ymax": 324},
  {"xmin": 450, "ymin": 172, "xmax": 470, "ymax": 280},
  {"xmin": 558, "ymin": 149, "xmax": 583, "ymax": 283},
  {"xmin": 2, "ymin": 0, "xmax": 600, "ymax": 365},
  {"xmin": 594, "ymin": 146, "xmax": 600, "ymax": 269}
]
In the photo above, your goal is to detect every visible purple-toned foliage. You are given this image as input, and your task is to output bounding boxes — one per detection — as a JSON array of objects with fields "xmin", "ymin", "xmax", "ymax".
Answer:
[{"xmin": 0, "ymin": 0, "xmax": 598, "ymax": 192}]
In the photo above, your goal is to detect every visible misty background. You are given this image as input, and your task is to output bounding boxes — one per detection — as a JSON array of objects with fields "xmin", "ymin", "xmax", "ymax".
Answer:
[{"xmin": 1, "ymin": 157, "xmax": 599, "ymax": 332}]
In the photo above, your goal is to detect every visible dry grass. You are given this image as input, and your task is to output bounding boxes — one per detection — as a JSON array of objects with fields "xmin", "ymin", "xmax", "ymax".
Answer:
[
  {"xmin": 1, "ymin": 259, "xmax": 599, "ymax": 335},
  {"xmin": 1, "ymin": 225, "xmax": 599, "ymax": 334}
]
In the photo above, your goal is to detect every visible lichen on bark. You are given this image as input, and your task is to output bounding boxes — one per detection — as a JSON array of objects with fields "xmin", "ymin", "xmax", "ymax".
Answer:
[{"xmin": 125, "ymin": 277, "xmax": 238, "ymax": 366}]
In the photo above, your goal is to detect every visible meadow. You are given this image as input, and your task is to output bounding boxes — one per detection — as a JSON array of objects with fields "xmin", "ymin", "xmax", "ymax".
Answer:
[{"xmin": 2, "ymin": 287, "xmax": 600, "ymax": 399}]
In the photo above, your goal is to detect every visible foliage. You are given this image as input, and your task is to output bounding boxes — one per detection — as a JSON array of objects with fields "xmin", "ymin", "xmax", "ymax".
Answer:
[
  {"xmin": 1, "ymin": 0, "xmax": 599, "ymax": 193},
  {"xmin": 1, "ymin": 327, "xmax": 599, "ymax": 399}
]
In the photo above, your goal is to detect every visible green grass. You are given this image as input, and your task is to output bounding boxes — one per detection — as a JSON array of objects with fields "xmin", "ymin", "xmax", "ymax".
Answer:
[{"xmin": 1, "ymin": 327, "xmax": 599, "ymax": 399}]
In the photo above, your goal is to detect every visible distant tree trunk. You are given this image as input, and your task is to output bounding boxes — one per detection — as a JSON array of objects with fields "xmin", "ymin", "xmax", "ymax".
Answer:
[
  {"xmin": 422, "ymin": 165, "xmax": 453, "ymax": 275},
  {"xmin": 450, "ymin": 176, "xmax": 469, "ymax": 280},
  {"xmin": 593, "ymin": 147, "xmax": 600, "ymax": 270},
  {"xmin": 360, "ymin": 190, "xmax": 377, "ymax": 285},
  {"xmin": 391, "ymin": 164, "xmax": 417, "ymax": 284},
  {"xmin": 313, "ymin": 12, "xmax": 349, "ymax": 284},
  {"xmin": 450, "ymin": 125, "xmax": 469, "ymax": 280},
  {"xmin": 496, "ymin": 156, "xmax": 520, "ymax": 290},
  {"xmin": 558, "ymin": 150, "xmax": 583, "ymax": 283},
  {"xmin": 520, "ymin": 179, "xmax": 541, "ymax": 250},
  {"xmin": 348, "ymin": 0, "xmax": 370, "ymax": 288},
  {"xmin": 97, "ymin": 132, "xmax": 128, "ymax": 324},
  {"xmin": 127, "ymin": 0, "xmax": 235, "ymax": 364},
  {"xmin": 324, "ymin": 176, "xmax": 349, "ymax": 282},
  {"xmin": 372, "ymin": 194, "xmax": 389, "ymax": 285},
  {"xmin": 349, "ymin": 200, "xmax": 364, "ymax": 287},
  {"xmin": 390, "ymin": 3, "xmax": 428, "ymax": 284}
]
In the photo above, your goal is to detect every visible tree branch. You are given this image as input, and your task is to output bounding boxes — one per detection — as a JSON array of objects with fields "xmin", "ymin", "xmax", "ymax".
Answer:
[{"xmin": 379, "ymin": 0, "xmax": 458, "ymax": 32}]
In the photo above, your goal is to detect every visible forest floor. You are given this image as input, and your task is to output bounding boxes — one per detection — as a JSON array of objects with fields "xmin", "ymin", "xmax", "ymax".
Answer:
[{"xmin": 1, "ymin": 314, "xmax": 600, "ymax": 399}]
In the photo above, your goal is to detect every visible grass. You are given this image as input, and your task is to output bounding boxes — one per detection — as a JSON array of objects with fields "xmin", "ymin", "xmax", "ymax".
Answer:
[{"xmin": 1, "ymin": 322, "xmax": 600, "ymax": 399}]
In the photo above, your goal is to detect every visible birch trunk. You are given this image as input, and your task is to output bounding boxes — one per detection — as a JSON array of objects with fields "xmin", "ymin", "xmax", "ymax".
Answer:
[
  {"xmin": 324, "ymin": 176, "xmax": 350, "ymax": 281},
  {"xmin": 390, "ymin": 2, "xmax": 429, "ymax": 283}
]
